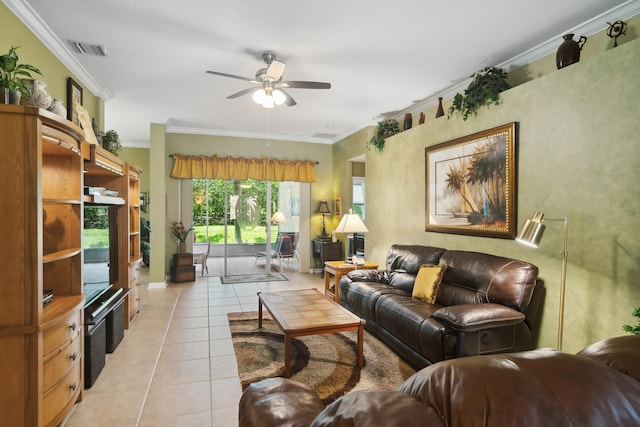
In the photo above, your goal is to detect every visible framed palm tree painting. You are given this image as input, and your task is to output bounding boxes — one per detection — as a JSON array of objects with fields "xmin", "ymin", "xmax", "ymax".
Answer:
[{"xmin": 425, "ymin": 122, "xmax": 516, "ymax": 239}]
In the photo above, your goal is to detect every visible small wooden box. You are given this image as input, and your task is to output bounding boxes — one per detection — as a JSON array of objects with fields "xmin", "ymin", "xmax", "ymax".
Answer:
[
  {"xmin": 173, "ymin": 253, "xmax": 194, "ymax": 266},
  {"xmin": 171, "ymin": 265, "xmax": 195, "ymax": 283}
]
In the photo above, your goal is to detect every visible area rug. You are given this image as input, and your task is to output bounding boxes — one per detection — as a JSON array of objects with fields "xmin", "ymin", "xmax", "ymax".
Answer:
[
  {"xmin": 228, "ymin": 311, "xmax": 416, "ymax": 404},
  {"xmin": 220, "ymin": 273, "xmax": 288, "ymax": 284}
]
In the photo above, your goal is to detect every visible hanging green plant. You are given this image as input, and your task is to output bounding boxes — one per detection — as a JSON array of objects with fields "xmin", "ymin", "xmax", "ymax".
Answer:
[
  {"xmin": 622, "ymin": 307, "xmax": 640, "ymax": 335},
  {"xmin": 448, "ymin": 66, "xmax": 510, "ymax": 121},
  {"xmin": 368, "ymin": 118, "xmax": 400, "ymax": 152}
]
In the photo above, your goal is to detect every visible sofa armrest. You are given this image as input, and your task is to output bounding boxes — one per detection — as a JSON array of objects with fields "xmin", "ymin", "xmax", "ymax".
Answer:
[
  {"xmin": 346, "ymin": 269, "xmax": 388, "ymax": 283},
  {"xmin": 433, "ymin": 304, "xmax": 525, "ymax": 332},
  {"xmin": 239, "ymin": 378, "xmax": 325, "ymax": 427}
]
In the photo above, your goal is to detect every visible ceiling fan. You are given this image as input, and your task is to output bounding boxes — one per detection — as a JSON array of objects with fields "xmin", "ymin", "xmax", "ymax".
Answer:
[{"xmin": 206, "ymin": 52, "xmax": 331, "ymax": 108}]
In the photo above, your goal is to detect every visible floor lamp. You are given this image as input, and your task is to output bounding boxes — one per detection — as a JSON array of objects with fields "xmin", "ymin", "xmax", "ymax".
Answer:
[
  {"xmin": 516, "ymin": 210, "xmax": 569, "ymax": 350},
  {"xmin": 334, "ymin": 209, "xmax": 368, "ymax": 264}
]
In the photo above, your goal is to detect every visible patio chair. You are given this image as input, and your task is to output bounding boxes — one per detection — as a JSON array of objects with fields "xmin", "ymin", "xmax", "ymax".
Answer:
[
  {"xmin": 255, "ymin": 234, "xmax": 291, "ymax": 272},
  {"xmin": 193, "ymin": 243, "xmax": 211, "ymax": 276}
]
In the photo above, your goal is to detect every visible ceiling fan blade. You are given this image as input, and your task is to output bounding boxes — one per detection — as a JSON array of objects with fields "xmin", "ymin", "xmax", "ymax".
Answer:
[
  {"xmin": 227, "ymin": 87, "xmax": 258, "ymax": 99},
  {"xmin": 279, "ymin": 89, "xmax": 297, "ymax": 107},
  {"xmin": 206, "ymin": 70, "xmax": 257, "ymax": 83},
  {"xmin": 279, "ymin": 81, "xmax": 331, "ymax": 89},
  {"xmin": 266, "ymin": 60, "xmax": 286, "ymax": 81}
]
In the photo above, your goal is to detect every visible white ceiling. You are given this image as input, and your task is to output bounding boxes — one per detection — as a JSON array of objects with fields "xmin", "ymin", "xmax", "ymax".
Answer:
[{"xmin": 6, "ymin": 0, "xmax": 637, "ymax": 146}]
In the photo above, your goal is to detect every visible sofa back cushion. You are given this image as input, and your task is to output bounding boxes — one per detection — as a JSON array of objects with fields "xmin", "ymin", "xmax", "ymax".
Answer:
[
  {"xmin": 386, "ymin": 245, "xmax": 446, "ymax": 292},
  {"xmin": 437, "ymin": 250, "xmax": 539, "ymax": 311}
]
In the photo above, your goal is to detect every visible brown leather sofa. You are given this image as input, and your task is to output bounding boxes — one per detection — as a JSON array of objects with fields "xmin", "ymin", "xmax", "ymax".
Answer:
[
  {"xmin": 239, "ymin": 335, "xmax": 640, "ymax": 427},
  {"xmin": 338, "ymin": 244, "xmax": 545, "ymax": 368}
]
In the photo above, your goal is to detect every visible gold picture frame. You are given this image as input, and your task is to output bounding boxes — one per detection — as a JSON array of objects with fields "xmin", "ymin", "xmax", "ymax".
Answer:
[
  {"xmin": 425, "ymin": 122, "xmax": 517, "ymax": 239},
  {"xmin": 67, "ymin": 77, "xmax": 83, "ymax": 126},
  {"xmin": 334, "ymin": 196, "xmax": 342, "ymax": 217}
]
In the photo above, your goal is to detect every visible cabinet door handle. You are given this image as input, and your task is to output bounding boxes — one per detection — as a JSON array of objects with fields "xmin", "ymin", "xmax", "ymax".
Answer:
[
  {"xmin": 69, "ymin": 382, "xmax": 78, "ymax": 391},
  {"xmin": 70, "ymin": 352, "xmax": 78, "ymax": 361},
  {"xmin": 69, "ymin": 322, "xmax": 77, "ymax": 331}
]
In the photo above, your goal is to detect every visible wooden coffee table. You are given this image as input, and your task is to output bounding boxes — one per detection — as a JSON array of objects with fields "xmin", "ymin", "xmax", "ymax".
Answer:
[
  {"xmin": 324, "ymin": 260, "xmax": 379, "ymax": 303},
  {"xmin": 258, "ymin": 288, "xmax": 365, "ymax": 378}
]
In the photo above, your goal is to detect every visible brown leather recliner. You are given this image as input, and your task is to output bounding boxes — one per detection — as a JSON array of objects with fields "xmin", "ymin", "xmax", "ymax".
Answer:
[
  {"xmin": 239, "ymin": 335, "xmax": 640, "ymax": 427},
  {"xmin": 338, "ymin": 244, "xmax": 545, "ymax": 368}
]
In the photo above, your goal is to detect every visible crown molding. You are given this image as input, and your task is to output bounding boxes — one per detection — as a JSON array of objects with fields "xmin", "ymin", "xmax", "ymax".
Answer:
[
  {"xmin": 392, "ymin": 0, "xmax": 640, "ymax": 122},
  {"xmin": 3, "ymin": 0, "xmax": 112, "ymax": 100},
  {"xmin": 165, "ymin": 124, "xmax": 334, "ymax": 145}
]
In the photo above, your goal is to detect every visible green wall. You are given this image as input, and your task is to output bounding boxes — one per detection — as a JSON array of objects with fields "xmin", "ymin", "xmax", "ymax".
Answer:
[
  {"xmin": 335, "ymin": 38, "xmax": 640, "ymax": 353},
  {"xmin": 1, "ymin": 3, "xmax": 102, "ymax": 123}
]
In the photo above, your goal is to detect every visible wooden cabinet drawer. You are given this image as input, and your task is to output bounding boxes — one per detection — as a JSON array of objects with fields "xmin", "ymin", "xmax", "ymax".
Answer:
[
  {"xmin": 129, "ymin": 281, "xmax": 140, "ymax": 318},
  {"xmin": 43, "ymin": 310, "xmax": 81, "ymax": 357},
  {"xmin": 42, "ymin": 361, "xmax": 81, "ymax": 427},
  {"xmin": 43, "ymin": 335, "xmax": 81, "ymax": 392}
]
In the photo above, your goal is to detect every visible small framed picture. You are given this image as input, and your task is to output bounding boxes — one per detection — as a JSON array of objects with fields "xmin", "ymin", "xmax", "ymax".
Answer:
[
  {"xmin": 67, "ymin": 77, "xmax": 83, "ymax": 126},
  {"xmin": 334, "ymin": 196, "xmax": 342, "ymax": 217}
]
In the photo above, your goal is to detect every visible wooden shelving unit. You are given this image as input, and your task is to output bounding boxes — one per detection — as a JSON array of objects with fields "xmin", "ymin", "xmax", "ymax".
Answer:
[
  {"xmin": 0, "ymin": 105, "xmax": 85, "ymax": 427},
  {"xmin": 127, "ymin": 163, "xmax": 143, "ymax": 320}
]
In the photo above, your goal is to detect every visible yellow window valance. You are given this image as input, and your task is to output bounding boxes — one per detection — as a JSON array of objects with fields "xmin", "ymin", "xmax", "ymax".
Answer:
[{"xmin": 170, "ymin": 154, "xmax": 317, "ymax": 182}]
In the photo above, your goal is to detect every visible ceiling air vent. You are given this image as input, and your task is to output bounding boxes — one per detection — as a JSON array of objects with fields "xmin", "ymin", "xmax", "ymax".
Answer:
[{"xmin": 68, "ymin": 40, "xmax": 109, "ymax": 57}]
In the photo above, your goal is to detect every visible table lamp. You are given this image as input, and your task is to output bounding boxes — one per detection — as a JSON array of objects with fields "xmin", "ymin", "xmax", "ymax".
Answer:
[
  {"xmin": 316, "ymin": 200, "xmax": 331, "ymax": 238},
  {"xmin": 516, "ymin": 210, "xmax": 569, "ymax": 350},
  {"xmin": 334, "ymin": 209, "xmax": 368, "ymax": 263}
]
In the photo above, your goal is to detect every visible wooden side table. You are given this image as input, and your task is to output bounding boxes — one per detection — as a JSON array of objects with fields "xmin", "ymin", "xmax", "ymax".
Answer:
[{"xmin": 324, "ymin": 260, "xmax": 379, "ymax": 303}]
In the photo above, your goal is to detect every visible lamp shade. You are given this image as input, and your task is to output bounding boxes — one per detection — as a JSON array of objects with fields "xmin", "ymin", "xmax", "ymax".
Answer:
[
  {"xmin": 335, "ymin": 209, "xmax": 368, "ymax": 234},
  {"xmin": 271, "ymin": 211, "xmax": 286, "ymax": 223},
  {"xmin": 316, "ymin": 200, "xmax": 331, "ymax": 215},
  {"xmin": 516, "ymin": 211, "xmax": 546, "ymax": 247}
]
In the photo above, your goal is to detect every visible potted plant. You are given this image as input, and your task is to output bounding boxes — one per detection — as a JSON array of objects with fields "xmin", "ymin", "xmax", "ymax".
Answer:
[
  {"xmin": 368, "ymin": 118, "xmax": 400, "ymax": 152},
  {"xmin": 448, "ymin": 66, "xmax": 510, "ymax": 121},
  {"xmin": 623, "ymin": 307, "xmax": 640, "ymax": 335},
  {"xmin": 0, "ymin": 46, "xmax": 42, "ymax": 104},
  {"xmin": 100, "ymin": 129, "xmax": 122, "ymax": 156},
  {"xmin": 170, "ymin": 221, "xmax": 194, "ymax": 254}
]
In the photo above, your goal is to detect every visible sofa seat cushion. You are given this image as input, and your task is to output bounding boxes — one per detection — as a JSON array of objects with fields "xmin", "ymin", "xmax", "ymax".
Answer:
[
  {"xmin": 577, "ymin": 335, "xmax": 640, "ymax": 382},
  {"xmin": 239, "ymin": 377, "xmax": 325, "ymax": 427},
  {"xmin": 399, "ymin": 348, "xmax": 640, "ymax": 427},
  {"xmin": 375, "ymin": 294, "xmax": 443, "ymax": 358},
  {"xmin": 311, "ymin": 390, "xmax": 442, "ymax": 427},
  {"xmin": 339, "ymin": 281, "xmax": 408, "ymax": 321}
]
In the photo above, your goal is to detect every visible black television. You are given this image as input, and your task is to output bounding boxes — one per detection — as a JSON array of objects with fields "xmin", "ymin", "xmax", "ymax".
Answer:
[{"xmin": 83, "ymin": 205, "xmax": 117, "ymax": 307}]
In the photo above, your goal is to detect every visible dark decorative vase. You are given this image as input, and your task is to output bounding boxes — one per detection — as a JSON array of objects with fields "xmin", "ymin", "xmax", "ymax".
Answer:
[
  {"xmin": 556, "ymin": 34, "xmax": 587, "ymax": 69},
  {"xmin": 403, "ymin": 113, "xmax": 412, "ymax": 130},
  {"xmin": 0, "ymin": 88, "xmax": 8, "ymax": 104},
  {"xmin": 435, "ymin": 97, "xmax": 445, "ymax": 118}
]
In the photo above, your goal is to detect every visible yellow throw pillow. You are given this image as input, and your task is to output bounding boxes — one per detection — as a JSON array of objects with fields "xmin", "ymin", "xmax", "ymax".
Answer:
[{"xmin": 412, "ymin": 264, "xmax": 447, "ymax": 303}]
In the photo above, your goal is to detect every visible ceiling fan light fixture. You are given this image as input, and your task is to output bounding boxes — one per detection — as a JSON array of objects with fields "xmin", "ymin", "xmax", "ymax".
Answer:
[
  {"xmin": 272, "ymin": 89, "xmax": 286, "ymax": 106},
  {"xmin": 252, "ymin": 88, "xmax": 267, "ymax": 104}
]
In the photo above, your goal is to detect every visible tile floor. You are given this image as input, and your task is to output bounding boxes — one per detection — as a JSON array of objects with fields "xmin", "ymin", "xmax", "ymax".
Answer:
[{"xmin": 63, "ymin": 261, "xmax": 325, "ymax": 427}]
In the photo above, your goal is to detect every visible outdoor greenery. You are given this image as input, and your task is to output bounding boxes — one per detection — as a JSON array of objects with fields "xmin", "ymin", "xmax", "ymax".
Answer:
[
  {"xmin": 193, "ymin": 179, "xmax": 279, "ymax": 244},
  {"xmin": 83, "ymin": 206, "xmax": 109, "ymax": 248},
  {"xmin": 83, "ymin": 229, "xmax": 109, "ymax": 248},
  {"xmin": 448, "ymin": 67, "xmax": 510, "ymax": 121}
]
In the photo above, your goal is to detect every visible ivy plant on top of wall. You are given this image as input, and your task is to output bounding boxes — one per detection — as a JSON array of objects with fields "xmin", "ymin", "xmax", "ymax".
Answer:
[
  {"xmin": 448, "ymin": 66, "xmax": 511, "ymax": 121},
  {"xmin": 368, "ymin": 118, "xmax": 400, "ymax": 152}
]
